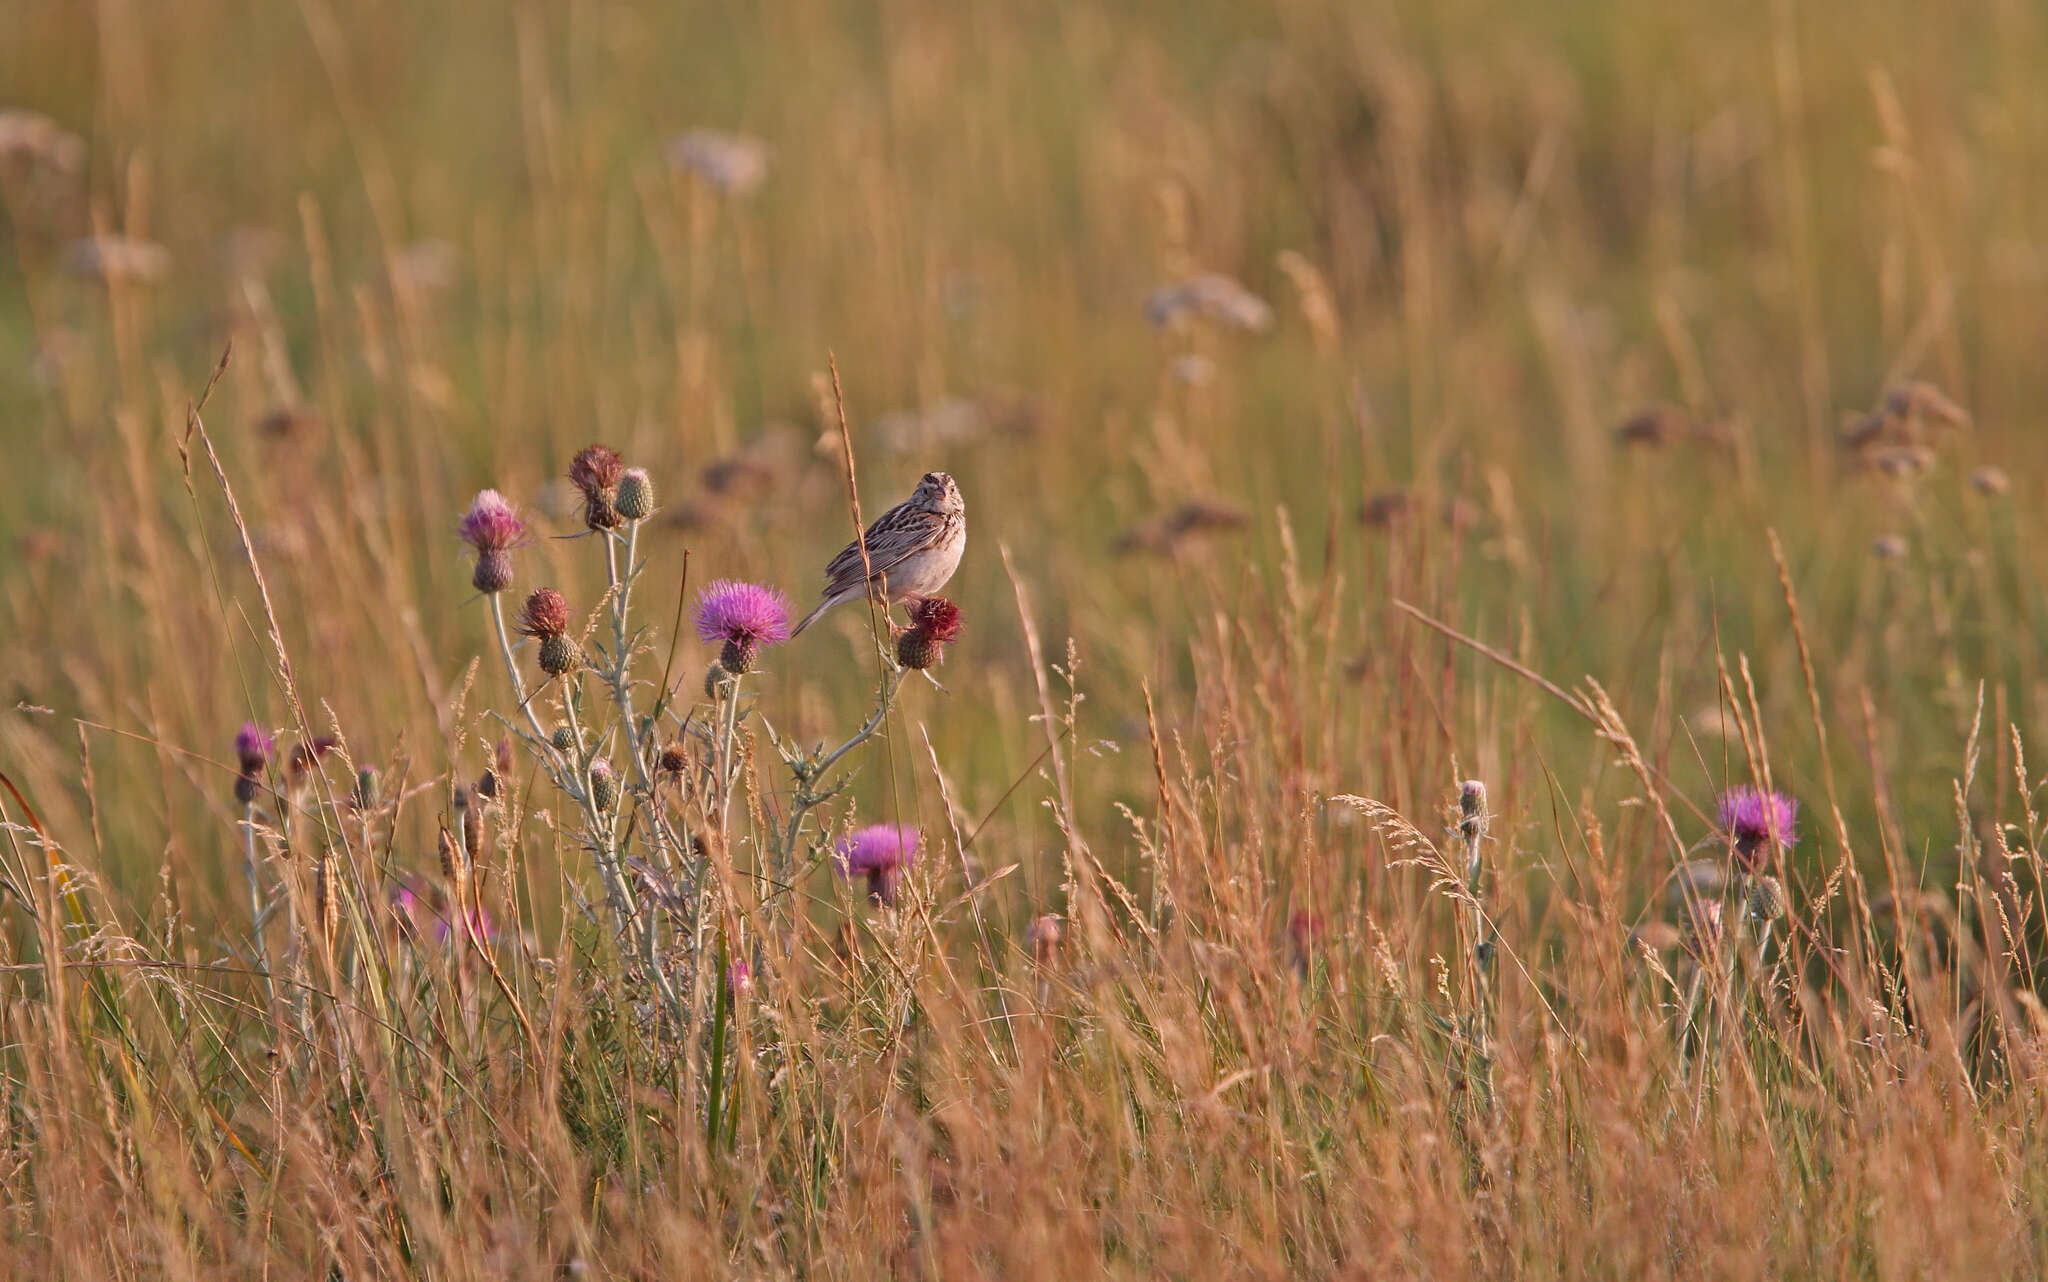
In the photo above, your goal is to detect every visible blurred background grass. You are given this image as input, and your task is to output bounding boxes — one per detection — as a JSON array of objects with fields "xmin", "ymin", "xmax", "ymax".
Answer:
[
  {"xmin": 13, "ymin": 3, "xmax": 2048, "ymax": 1275},
  {"xmin": 3, "ymin": 0, "xmax": 2045, "ymax": 920}
]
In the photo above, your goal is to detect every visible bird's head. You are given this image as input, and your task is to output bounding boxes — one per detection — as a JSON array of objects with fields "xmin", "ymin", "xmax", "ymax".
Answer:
[{"xmin": 913, "ymin": 471, "xmax": 963, "ymax": 515}]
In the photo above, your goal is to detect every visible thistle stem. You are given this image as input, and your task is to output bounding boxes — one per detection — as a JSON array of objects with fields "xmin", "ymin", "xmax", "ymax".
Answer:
[
  {"xmin": 241, "ymin": 801, "xmax": 276, "ymax": 1007},
  {"xmin": 488, "ymin": 592, "xmax": 556, "ymax": 754},
  {"xmin": 605, "ymin": 525, "xmax": 654, "ymax": 791}
]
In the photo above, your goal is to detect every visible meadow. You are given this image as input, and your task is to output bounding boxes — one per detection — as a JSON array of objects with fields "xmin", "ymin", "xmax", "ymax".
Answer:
[{"xmin": 5, "ymin": 0, "xmax": 2048, "ymax": 1275}]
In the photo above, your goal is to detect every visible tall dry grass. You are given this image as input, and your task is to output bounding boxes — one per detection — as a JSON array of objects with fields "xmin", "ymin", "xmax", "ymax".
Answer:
[{"xmin": 5, "ymin": 0, "xmax": 2048, "ymax": 1275}]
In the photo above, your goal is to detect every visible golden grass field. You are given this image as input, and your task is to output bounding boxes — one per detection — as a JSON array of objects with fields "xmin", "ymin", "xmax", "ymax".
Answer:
[{"xmin": 6, "ymin": 0, "xmax": 2048, "ymax": 1275}]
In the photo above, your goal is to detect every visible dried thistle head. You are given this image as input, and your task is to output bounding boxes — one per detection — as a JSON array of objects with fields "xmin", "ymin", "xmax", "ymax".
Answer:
[
  {"xmin": 1678, "ymin": 896, "xmax": 1724, "ymax": 960},
  {"xmin": 568, "ymin": 445, "xmax": 625, "ymax": 530},
  {"xmin": 1286, "ymin": 910, "xmax": 1326, "ymax": 973},
  {"xmin": 515, "ymin": 587, "xmax": 571, "ymax": 639},
  {"xmin": 1358, "ymin": 491, "xmax": 1413, "ymax": 531},
  {"xmin": 287, "ymin": 735, "xmax": 339, "ymax": 787},
  {"xmin": 1145, "ymin": 273, "xmax": 1274, "ymax": 333},
  {"xmin": 1614, "ymin": 404, "xmax": 1691, "ymax": 448},
  {"xmin": 517, "ymin": 587, "xmax": 576, "ymax": 675},
  {"xmin": 1970, "ymin": 465, "xmax": 2011, "ymax": 497},
  {"xmin": 667, "ymin": 129, "xmax": 770, "ymax": 196},
  {"xmin": 1865, "ymin": 444, "xmax": 1936, "ymax": 480},
  {"xmin": 1883, "ymin": 379, "xmax": 1970, "ymax": 428},
  {"xmin": 568, "ymin": 444, "xmax": 624, "ymax": 496},
  {"xmin": 477, "ymin": 737, "xmax": 513, "ymax": 801},
  {"xmin": 897, "ymin": 596, "xmax": 963, "ymax": 670},
  {"xmin": 1114, "ymin": 501, "xmax": 1250, "ymax": 556}
]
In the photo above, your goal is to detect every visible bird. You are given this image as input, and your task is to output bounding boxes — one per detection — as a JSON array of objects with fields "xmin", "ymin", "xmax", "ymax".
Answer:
[{"xmin": 793, "ymin": 471, "xmax": 966, "ymax": 635}]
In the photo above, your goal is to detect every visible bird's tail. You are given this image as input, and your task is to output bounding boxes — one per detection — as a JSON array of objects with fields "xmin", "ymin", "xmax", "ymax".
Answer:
[{"xmin": 791, "ymin": 597, "xmax": 835, "ymax": 636}]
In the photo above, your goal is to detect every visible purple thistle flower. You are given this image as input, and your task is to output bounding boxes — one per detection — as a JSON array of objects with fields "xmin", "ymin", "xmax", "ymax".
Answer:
[
  {"xmin": 836, "ymin": 823, "xmax": 919, "ymax": 905},
  {"xmin": 437, "ymin": 903, "xmax": 496, "ymax": 947},
  {"xmin": 390, "ymin": 880, "xmax": 496, "ymax": 947},
  {"xmin": 458, "ymin": 489, "xmax": 529, "ymax": 552},
  {"xmin": 1718, "ymin": 786, "xmax": 1798, "ymax": 874},
  {"xmin": 694, "ymin": 579, "xmax": 793, "ymax": 674},
  {"xmin": 458, "ymin": 489, "xmax": 530, "ymax": 593},
  {"xmin": 234, "ymin": 722, "xmax": 274, "ymax": 773},
  {"xmin": 232, "ymin": 721, "xmax": 273, "ymax": 804}
]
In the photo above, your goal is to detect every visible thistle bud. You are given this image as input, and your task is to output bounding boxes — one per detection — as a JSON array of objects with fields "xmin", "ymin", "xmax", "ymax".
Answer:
[
  {"xmin": 1746, "ymin": 874, "xmax": 1788, "ymax": 924},
  {"xmin": 704, "ymin": 660, "xmax": 731, "ymax": 698},
  {"xmin": 550, "ymin": 725, "xmax": 576, "ymax": 753},
  {"xmin": 472, "ymin": 549, "xmax": 515, "ymax": 594},
  {"xmin": 1028, "ymin": 914, "xmax": 1064, "ymax": 966},
  {"xmin": 896, "ymin": 631, "xmax": 941, "ymax": 671},
  {"xmin": 538, "ymin": 634, "xmax": 575, "ymax": 677},
  {"xmin": 615, "ymin": 467, "xmax": 655, "ymax": 521},
  {"xmin": 589, "ymin": 759, "xmax": 619, "ymax": 812},
  {"xmin": 1458, "ymin": 780, "xmax": 1487, "ymax": 843},
  {"xmin": 658, "ymin": 742, "xmax": 688, "ymax": 774},
  {"xmin": 352, "ymin": 767, "xmax": 379, "ymax": 811},
  {"xmin": 721, "ymin": 637, "xmax": 761, "ymax": 674}
]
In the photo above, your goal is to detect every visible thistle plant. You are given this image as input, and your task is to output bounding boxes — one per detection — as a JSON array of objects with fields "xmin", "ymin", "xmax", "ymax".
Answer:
[
  {"xmin": 836, "ymin": 823, "xmax": 920, "ymax": 906},
  {"xmin": 232, "ymin": 722, "xmax": 275, "ymax": 985},
  {"xmin": 459, "ymin": 445, "xmax": 949, "ymax": 1053},
  {"xmin": 1669, "ymin": 787, "xmax": 1802, "ymax": 1068}
]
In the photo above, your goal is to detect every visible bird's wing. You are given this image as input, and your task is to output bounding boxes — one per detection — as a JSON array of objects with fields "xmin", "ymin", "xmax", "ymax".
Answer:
[{"xmin": 821, "ymin": 510, "xmax": 927, "ymax": 590}]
